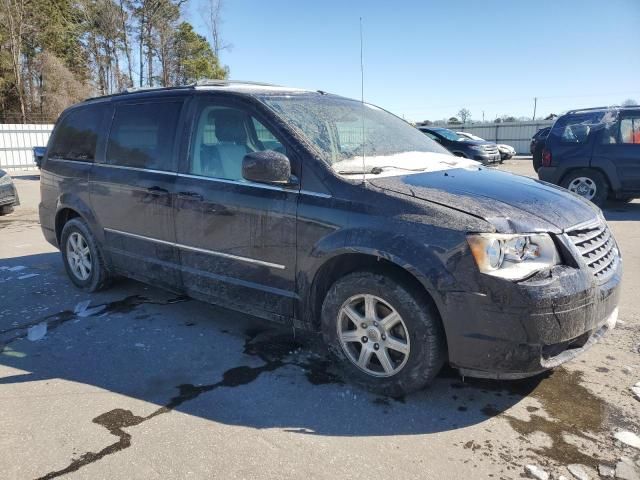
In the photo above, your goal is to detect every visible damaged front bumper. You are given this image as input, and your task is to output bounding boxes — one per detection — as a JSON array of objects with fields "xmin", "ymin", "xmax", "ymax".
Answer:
[
  {"xmin": 0, "ymin": 183, "xmax": 19, "ymax": 207},
  {"xmin": 441, "ymin": 261, "xmax": 622, "ymax": 380}
]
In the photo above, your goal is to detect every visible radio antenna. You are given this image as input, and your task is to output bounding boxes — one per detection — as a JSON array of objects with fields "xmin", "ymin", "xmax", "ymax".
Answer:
[{"xmin": 360, "ymin": 17, "xmax": 366, "ymax": 186}]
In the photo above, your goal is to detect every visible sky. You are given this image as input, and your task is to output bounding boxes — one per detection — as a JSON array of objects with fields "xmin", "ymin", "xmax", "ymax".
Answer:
[{"xmin": 187, "ymin": 0, "xmax": 640, "ymax": 123}]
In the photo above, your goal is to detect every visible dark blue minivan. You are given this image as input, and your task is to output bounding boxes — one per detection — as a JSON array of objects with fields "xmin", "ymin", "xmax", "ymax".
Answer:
[
  {"xmin": 39, "ymin": 82, "xmax": 622, "ymax": 395},
  {"xmin": 538, "ymin": 106, "xmax": 640, "ymax": 206}
]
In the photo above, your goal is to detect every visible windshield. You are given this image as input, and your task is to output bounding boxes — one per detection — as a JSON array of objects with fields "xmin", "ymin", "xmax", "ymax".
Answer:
[
  {"xmin": 259, "ymin": 94, "xmax": 452, "ymax": 173},
  {"xmin": 433, "ymin": 128, "xmax": 462, "ymax": 141}
]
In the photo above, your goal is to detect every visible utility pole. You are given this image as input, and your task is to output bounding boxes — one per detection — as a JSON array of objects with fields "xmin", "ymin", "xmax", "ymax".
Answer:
[
  {"xmin": 532, "ymin": 97, "xmax": 537, "ymax": 121},
  {"xmin": 482, "ymin": 110, "xmax": 485, "ymax": 122}
]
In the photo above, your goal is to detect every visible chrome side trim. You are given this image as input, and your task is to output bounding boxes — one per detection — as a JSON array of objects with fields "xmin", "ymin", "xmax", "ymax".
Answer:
[
  {"xmin": 299, "ymin": 190, "xmax": 332, "ymax": 199},
  {"xmin": 176, "ymin": 173, "xmax": 290, "ymax": 192},
  {"xmin": 48, "ymin": 158, "xmax": 92, "ymax": 165},
  {"xmin": 103, "ymin": 227, "xmax": 286, "ymax": 270},
  {"xmin": 78, "ymin": 162, "xmax": 332, "ymax": 198},
  {"xmin": 94, "ymin": 163, "xmax": 177, "ymax": 176}
]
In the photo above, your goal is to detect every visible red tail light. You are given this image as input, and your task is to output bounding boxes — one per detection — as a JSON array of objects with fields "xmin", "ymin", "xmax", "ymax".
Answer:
[{"xmin": 542, "ymin": 148, "xmax": 552, "ymax": 167}]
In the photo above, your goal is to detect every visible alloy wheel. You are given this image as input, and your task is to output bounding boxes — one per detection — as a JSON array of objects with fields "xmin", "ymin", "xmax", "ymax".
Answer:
[
  {"xmin": 66, "ymin": 232, "xmax": 92, "ymax": 281},
  {"xmin": 337, "ymin": 294, "xmax": 410, "ymax": 377}
]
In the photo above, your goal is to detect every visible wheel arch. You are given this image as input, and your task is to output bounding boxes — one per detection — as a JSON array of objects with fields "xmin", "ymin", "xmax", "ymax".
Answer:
[
  {"xmin": 305, "ymin": 250, "xmax": 447, "ymax": 336},
  {"xmin": 559, "ymin": 166, "xmax": 615, "ymax": 194},
  {"xmin": 54, "ymin": 194, "xmax": 104, "ymax": 246}
]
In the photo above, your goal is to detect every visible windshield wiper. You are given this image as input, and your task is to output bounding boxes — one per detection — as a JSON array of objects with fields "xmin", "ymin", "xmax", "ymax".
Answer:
[{"xmin": 337, "ymin": 165, "xmax": 427, "ymax": 175}]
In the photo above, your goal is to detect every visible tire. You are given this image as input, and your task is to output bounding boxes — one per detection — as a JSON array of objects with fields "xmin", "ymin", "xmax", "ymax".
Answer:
[
  {"xmin": 532, "ymin": 147, "xmax": 543, "ymax": 172},
  {"xmin": 0, "ymin": 205, "xmax": 14, "ymax": 216},
  {"xmin": 561, "ymin": 168, "xmax": 609, "ymax": 206},
  {"xmin": 60, "ymin": 217, "xmax": 111, "ymax": 292},
  {"xmin": 321, "ymin": 271, "xmax": 446, "ymax": 396}
]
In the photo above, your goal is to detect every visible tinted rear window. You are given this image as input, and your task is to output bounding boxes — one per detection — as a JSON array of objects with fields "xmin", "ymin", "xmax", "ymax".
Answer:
[
  {"xmin": 49, "ymin": 106, "xmax": 105, "ymax": 161},
  {"xmin": 551, "ymin": 111, "xmax": 615, "ymax": 144},
  {"xmin": 106, "ymin": 101, "xmax": 183, "ymax": 171}
]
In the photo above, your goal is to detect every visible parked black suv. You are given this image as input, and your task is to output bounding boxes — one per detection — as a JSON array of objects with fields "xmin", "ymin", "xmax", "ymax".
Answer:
[
  {"xmin": 39, "ymin": 82, "xmax": 621, "ymax": 395},
  {"xmin": 418, "ymin": 127, "xmax": 501, "ymax": 164},
  {"xmin": 538, "ymin": 106, "xmax": 640, "ymax": 205},
  {"xmin": 530, "ymin": 126, "xmax": 551, "ymax": 172}
]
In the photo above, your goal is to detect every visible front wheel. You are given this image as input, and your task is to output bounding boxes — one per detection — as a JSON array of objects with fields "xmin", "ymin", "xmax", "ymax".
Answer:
[
  {"xmin": 321, "ymin": 271, "xmax": 446, "ymax": 396},
  {"xmin": 561, "ymin": 169, "xmax": 609, "ymax": 206}
]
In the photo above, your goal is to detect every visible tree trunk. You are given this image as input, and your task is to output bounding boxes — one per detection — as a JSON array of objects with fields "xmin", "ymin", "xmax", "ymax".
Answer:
[
  {"xmin": 4, "ymin": 0, "xmax": 27, "ymax": 122},
  {"xmin": 119, "ymin": 0, "xmax": 133, "ymax": 86},
  {"xmin": 139, "ymin": 10, "xmax": 145, "ymax": 87}
]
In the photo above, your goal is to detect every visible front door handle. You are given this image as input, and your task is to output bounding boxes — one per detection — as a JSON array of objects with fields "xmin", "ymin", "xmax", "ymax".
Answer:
[
  {"xmin": 177, "ymin": 191, "xmax": 203, "ymax": 201},
  {"xmin": 146, "ymin": 186, "xmax": 170, "ymax": 196}
]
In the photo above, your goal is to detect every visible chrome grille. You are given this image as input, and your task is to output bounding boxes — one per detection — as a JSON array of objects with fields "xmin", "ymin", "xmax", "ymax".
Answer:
[
  {"xmin": 566, "ymin": 220, "xmax": 619, "ymax": 281},
  {"xmin": 482, "ymin": 145, "xmax": 499, "ymax": 154}
]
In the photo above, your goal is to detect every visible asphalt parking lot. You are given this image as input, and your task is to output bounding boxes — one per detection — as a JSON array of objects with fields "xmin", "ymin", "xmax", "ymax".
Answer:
[{"xmin": 1, "ymin": 159, "xmax": 639, "ymax": 480}]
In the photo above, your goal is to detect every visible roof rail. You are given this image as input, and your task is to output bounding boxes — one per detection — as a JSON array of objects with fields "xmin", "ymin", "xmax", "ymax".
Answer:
[
  {"xmin": 566, "ymin": 105, "xmax": 621, "ymax": 114},
  {"xmin": 83, "ymin": 79, "xmax": 284, "ymax": 102},
  {"xmin": 194, "ymin": 79, "xmax": 281, "ymax": 87}
]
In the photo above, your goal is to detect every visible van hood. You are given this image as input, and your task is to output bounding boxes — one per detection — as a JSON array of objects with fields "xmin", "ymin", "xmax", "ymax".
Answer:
[{"xmin": 368, "ymin": 166, "xmax": 600, "ymax": 234}]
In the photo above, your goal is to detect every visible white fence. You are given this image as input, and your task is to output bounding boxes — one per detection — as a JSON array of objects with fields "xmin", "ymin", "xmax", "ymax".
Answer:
[
  {"xmin": 432, "ymin": 120, "xmax": 554, "ymax": 155},
  {"xmin": 0, "ymin": 120, "xmax": 555, "ymax": 169},
  {"xmin": 0, "ymin": 124, "xmax": 53, "ymax": 170}
]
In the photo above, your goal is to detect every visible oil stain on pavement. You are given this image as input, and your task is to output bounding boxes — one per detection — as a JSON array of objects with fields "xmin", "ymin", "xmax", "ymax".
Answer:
[{"xmin": 35, "ymin": 325, "xmax": 340, "ymax": 480}]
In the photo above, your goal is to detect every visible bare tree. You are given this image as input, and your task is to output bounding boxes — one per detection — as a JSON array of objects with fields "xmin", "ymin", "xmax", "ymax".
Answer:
[
  {"xmin": 2, "ymin": 0, "xmax": 28, "ymax": 122},
  {"xmin": 119, "ymin": 0, "xmax": 134, "ymax": 86},
  {"xmin": 622, "ymin": 98, "xmax": 638, "ymax": 107},
  {"xmin": 457, "ymin": 108, "xmax": 471, "ymax": 124},
  {"xmin": 204, "ymin": 0, "xmax": 231, "ymax": 58}
]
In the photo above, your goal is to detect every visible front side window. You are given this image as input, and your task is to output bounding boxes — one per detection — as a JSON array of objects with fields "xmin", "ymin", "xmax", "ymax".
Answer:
[
  {"xmin": 260, "ymin": 94, "xmax": 451, "ymax": 174},
  {"xmin": 49, "ymin": 106, "xmax": 104, "ymax": 161},
  {"xmin": 620, "ymin": 117, "xmax": 640, "ymax": 144},
  {"xmin": 189, "ymin": 104, "xmax": 284, "ymax": 181},
  {"xmin": 106, "ymin": 101, "xmax": 183, "ymax": 171}
]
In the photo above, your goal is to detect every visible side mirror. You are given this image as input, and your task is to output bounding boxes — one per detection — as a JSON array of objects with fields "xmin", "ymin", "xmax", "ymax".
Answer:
[
  {"xmin": 33, "ymin": 146, "xmax": 46, "ymax": 168},
  {"xmin": 242, "ymin": 150, "xmax": 292, "ymax": 185}
]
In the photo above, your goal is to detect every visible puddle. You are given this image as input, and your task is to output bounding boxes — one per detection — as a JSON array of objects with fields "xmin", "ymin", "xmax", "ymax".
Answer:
[{"xmin": 486, "ymin": 368, "xmax": 622, "ymax": 467}]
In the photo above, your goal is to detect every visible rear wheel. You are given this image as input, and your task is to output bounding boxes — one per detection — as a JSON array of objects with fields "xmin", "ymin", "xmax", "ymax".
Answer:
[
  {"xmin": 61, "ymin": 218, "xmax": 111, "ymax": 292},
  {"xmin": 561, "ymin": 169, "xmax": 609, "ymax": 206},
  {"xmin": 0, "ymin": 205, "xmax": 14, "ymax": 216},
  {"xmin": 321, "ymin": 271, "xmax": 446, "ymax": 396}
]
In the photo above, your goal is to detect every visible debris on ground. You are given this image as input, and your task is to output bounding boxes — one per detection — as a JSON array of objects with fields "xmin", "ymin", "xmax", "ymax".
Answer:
[
  {"xmin": 598, "ymin": 464, "xmax": 615, "ymax": 477},
  {"xmin": 74, "ymin": 300, "xmax": 91, "ymax": 314},
  {"xmin": 567, "ymin": 463, "xmax": 590, "ymax": 480},
  {"xmin": 631, "ymin": 382, "xmax": 640, "ymax": 401},
  {"xmin": 614, "ymin": 431, "xmax": 640, "ymax": 450},
  {"xmin": 623, "ymin": 366, "xmax": 633, "ymax": 375},
  {"xmin": 525, "ymin": 464, "xmax": 549, "ymax": 480},
  {"xmin": 18, "ymin": 273, "xmax": 39, "ymax": 280},
  {"xmin": 7, "ymin": 265, "xmax": 26, "ymax": 272},
  {"xmin": 27, "ymin": 322, "xmax": 47, "ymax": 341},
  {"xmin": 615, "ymin": 457, "xmax": 640, "ymax": 480}
]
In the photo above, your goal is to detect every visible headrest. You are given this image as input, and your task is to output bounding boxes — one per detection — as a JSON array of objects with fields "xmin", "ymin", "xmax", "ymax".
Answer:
[{"xmin": 208, "ymin": 109, "xmax": 247, "ymax": 144}]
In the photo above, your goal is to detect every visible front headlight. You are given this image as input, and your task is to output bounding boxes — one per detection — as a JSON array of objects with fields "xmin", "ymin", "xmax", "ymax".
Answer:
[
  {"xmin": 469, "ymin": 145, "xmax": 484, "ymax": 151},
  {"xmin": 467, "ymin": 233, "xmax": 560, "ymax": 280}
]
